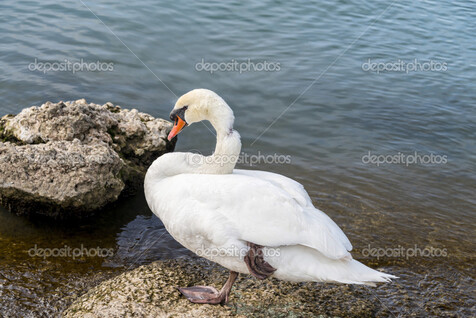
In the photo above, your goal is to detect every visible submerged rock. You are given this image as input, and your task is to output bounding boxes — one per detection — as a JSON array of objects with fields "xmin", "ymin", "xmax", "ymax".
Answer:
[
  {"xmin": 64, "ymin": 258, "xmax": 387, "ymax": 318},
  {"xmin": 0, "ymin": 99, "xmax": 175, "ymax": 218}
]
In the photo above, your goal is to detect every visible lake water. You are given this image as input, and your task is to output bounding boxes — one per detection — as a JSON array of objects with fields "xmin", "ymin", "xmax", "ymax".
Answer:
[{"xmin": 0, "ymin": 0, "xmax": 474, "ymax": 316}]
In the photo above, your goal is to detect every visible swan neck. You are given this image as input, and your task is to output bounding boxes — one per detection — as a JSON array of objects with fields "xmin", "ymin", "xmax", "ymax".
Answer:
[
  {"xmin": 214, "ymin": 129, "xmax": 235, "ymax": 154},
  {"xmin": 207, "ymin": 104, "xmax": 241, "ymax": 171},
  {"xmin": 208, "ymin": 127, "xmax": 241, "ymax": 173}
]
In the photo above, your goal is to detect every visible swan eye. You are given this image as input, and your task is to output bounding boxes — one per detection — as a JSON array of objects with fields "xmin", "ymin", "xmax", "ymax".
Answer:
[{"xmin": 170, "ymin": 106, "xmax": 188, "ymax": 123}]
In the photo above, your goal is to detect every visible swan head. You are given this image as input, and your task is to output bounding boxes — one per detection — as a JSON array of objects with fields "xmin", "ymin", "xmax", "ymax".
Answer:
[{"xmin": 167, "ymin": 89, "xmax": 234, "ymax": 140}]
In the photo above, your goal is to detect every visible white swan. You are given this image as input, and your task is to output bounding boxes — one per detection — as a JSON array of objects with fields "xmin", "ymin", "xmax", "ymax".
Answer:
[{"xmin": 144, "ymin": 89, "xmax": 395, "ymax": 304}]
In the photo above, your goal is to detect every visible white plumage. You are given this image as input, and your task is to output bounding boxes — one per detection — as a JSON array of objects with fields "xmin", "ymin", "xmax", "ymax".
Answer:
[{"xmin": 145, "ymin": 89, "xmax": 395, "ymax": 294}]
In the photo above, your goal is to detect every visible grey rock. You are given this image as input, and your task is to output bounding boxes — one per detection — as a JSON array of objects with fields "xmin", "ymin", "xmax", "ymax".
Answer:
[{"xmin": 0, "ymin": 99, "xmax": 175, "ymax": 218}]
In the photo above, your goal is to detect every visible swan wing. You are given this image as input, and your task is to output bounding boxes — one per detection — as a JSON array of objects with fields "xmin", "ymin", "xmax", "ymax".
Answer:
[
  {"xmin": 234, "ymin": 169, "xmax": 352, "ymax": 258},
  {"xmin": 233, "ymin": 169, "xmax": 313, "ymax": 207},
  {"xmin": 150, "ymin": 172, "xmax": 352, "ymax": 260}
]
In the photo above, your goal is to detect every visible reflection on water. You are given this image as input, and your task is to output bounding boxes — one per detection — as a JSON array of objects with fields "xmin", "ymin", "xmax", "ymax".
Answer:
[
  {"xmin": 107, "ymin": 215, "xmax": 191, "ymax": 268},
  {"xmin": 0, "ymin": 0, "xmax": 474, "ymax": 316}
]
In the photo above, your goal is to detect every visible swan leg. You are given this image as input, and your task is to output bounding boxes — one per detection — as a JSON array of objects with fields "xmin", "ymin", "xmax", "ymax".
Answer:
[
  {"xmin": 244, "ymin": 242, "xmax": 276, "ymax": 279},
  {"xmin": 178, "ymin": 271, "xmax": 238, "ymax": 305}
]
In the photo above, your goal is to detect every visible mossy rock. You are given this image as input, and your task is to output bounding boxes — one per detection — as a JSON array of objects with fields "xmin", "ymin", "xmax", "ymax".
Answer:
[{"xmin": 64, "ymin": 258, "xmax": 389, "ymax": 318}]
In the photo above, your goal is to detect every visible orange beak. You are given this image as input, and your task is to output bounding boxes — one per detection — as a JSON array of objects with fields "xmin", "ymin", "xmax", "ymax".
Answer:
[{"xmin": 167, "ymin": 117, "xmax": 187, "ymax": 141}]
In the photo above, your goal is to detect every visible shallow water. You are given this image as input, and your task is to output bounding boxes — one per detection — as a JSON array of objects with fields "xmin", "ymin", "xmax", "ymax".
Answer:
[{"xmin": 0, "ymin": 0, "xmax": 475, "ymax": 316}]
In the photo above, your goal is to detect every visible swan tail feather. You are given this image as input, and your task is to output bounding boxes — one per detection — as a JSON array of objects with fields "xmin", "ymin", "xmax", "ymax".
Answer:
[{"xmin": 267, "ymin": 245, "xmax": 397, "ymax": 284}]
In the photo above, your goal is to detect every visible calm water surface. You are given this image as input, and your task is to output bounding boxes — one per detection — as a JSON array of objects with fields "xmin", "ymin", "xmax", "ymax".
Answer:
[{"xmin": 0, "ymin": 0, "xmax": 474, "ymax": 316}]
